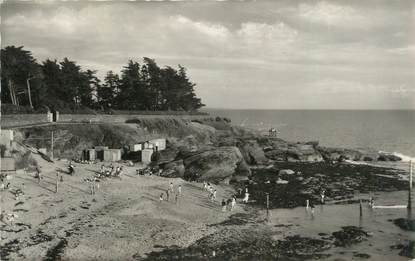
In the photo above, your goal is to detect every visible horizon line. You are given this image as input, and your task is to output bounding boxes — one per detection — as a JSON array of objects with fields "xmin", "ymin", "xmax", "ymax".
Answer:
[{"xmin": 202, "ymin": 108, "xmax": 415, "ymax": 111}]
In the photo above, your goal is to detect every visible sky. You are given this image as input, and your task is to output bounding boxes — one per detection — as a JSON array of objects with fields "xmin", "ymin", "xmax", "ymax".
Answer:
[{"xmin": 1, "ymin": 0, "xmax": 415, "ymax": 109}]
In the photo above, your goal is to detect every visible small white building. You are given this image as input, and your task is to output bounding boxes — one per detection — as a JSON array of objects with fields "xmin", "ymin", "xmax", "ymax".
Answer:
[
  {"xmin": 88, "ymin": 149, "xmax": 96, "ymax": 161},
  {"xmin": 1, "ymin": 157, "xmax": 16, "ymax": 173},
  {"xmin": 141, "ymin": 148, "xmax": 154, "ymax": 164},
  {"xmin": 0, "ymin": 130, "xmax": 14, "ymax": 148},
  {"xmin": 130, "ymin": 144, "xmax": 143, "ymax": 152},
  {"xmin": 149, "ymin": 138, "xmax": 166, "ymax": 151},
  {"xmin": 103, "ymin": 149, "xmax": 122, "ymax": 162},
  {"xmin": 143, "ymin": 141, "xmax": 154, "ymax": 149}
]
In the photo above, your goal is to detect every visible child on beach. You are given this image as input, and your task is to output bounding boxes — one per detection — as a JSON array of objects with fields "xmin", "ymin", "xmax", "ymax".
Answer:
[
  {"xmin": 231, "ymin": 196, "xmax": 236, "ymax": 211},
  {"xmin": 212, "ymin": 190, "xmax": 217, "ymax": 201},
  {"xmin": 242, "ymin": 192, "xmax": 249, "ymax": 203},
  {"xmin": 159, "ymin": 193, "xmax": 164, "ymax": 202},
  {"xmin": 177, "ymin": 185, "xmax": 182, "ymax": 196},
  {"xmin": 169, "ymin": 182, "xmax": 174, "ymax": 192}
]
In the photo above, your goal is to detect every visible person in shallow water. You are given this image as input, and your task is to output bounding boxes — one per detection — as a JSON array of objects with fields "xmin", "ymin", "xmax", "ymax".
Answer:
[
  {"xmin": 320, "ymin": 189, "xmax": 326, "ymax": 204},
  {"xmin": 309, "ymin": 199, "xmax": 315, "ymax": 213},
  {"xmin": 369, "ymin": 196, "xmax": 375, "ymax": 208}
]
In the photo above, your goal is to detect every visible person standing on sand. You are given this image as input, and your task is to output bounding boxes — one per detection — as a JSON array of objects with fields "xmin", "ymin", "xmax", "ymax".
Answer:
[
  {"xmin": 243, "ymin": 192, "xmax": 249, "ymax": 203},
  {"xmin": 36, "ymin": 167, "xmax": 41, "ymax": 183},
  {"xmin": 175, "ymin": 193, "xmax": 178, "ymax": 204},
  {"xmin": 212, "ymin": 190, "xmax": 217, "ymax": 202},
  {"xmin": 203, "ymin": 181, "xmax": 207, "ymax": 191},
  {"xmin": 169, "ymin": 182, "xmax": 174, "ymax": 192},
  {"xmin": 177, "ymin": 185, "xmax": 182, "ymax": 196},
  {"xmin": 231, "ymin": 196, "xmax": 236, "ymax": 211},
  {"xmin": 166, "ymin": 189, "xmax": 170, "ymax": 201},
  {"xmin": 221, "ymin": 199, "xmax": 226, "ymax": 212}
]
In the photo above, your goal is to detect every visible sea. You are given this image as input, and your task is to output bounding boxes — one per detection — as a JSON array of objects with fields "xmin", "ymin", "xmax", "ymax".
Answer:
[
  {"xmin": 204, "ymin": 109, "xmax": 415, "ymax": 161},
  {"xmin": 203, "ymin": 109, "xmax": 415, "ymax": 260}
]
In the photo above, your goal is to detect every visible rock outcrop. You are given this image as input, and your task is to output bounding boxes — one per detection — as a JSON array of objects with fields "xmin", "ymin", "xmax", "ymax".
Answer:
[
  {"xmin": 160, "ymin": 159, "xmax": 185, "ymax": 178},
  {"xmin": 183, "ymin": 146, "xmax": 251, "ymax": 182},
  {"xmin": 238, "ymin": 140, "xmax": 268, "ymax": 165},
  {"xmin": 264, "ymin": 141, "xmax": 324, "ymax": 163}
]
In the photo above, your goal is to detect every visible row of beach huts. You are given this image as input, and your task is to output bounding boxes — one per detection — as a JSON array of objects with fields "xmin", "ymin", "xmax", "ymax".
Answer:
[{"xmin": 81, "ymin": 138, "xmax": 166, "ymax": 163}]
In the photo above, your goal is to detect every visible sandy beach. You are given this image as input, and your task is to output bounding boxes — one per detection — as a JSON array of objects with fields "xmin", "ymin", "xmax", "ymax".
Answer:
[{"xmin": 1, "ymin": 155, "xmax": 243, "ymax": 260}]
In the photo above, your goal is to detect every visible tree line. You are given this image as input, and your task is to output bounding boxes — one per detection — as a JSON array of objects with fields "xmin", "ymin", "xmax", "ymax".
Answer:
[{"xmin": 1, "ymin": 46, "xmax": 204, "ymax": 112}]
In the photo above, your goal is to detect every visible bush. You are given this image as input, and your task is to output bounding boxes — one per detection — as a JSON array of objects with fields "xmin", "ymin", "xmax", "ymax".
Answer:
[{"xmin": 1, "ymin": 104, "xmax": 47, "ymax": 114}]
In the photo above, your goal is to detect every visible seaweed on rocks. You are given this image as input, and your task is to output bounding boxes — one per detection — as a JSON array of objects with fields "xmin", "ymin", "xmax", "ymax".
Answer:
[
  {"xmin": 393, "ymin": 218, "xmax": 415, "ymax": 231},
  {"xmin": 209, "ymin": 213, "xmax": 256, "ymax": 227},
  {"xmin": 399, "ymin": 241, "xmax": 415, "ymax": 258},
  {"xmin": 0, "ymin": 230, "xmax": 54, "ymax": 260},
  {"xmin": 45, "ymin": 238, "xmax": 68, "ymax": 261},
  {"xmin": 332, "ymin": 226, "xmax": 370, "ymax": 247},
  {"xmin": 248, "ymin": 162, "xmax": 407, "ymax": 208},
  {"xmin": 141, "ymin": 228, "xmax": 332, "ymax": 261}
]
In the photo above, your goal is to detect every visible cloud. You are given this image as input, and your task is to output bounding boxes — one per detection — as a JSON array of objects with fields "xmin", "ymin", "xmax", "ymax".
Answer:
[
  {"xmin": 297, "ymin": 1, "xmax": 371, "ymax": 29},
  {"xmin": 170, "ymin": 15, "xmax": 230, "ymax": 40},
  {"xmin": 1, "ymin": 1, "xmax": 414, "ymax": 109}
]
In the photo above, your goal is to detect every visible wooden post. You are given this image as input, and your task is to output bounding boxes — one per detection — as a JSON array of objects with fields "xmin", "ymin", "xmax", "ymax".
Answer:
[
  {"xmin": 51, "ymin": 131, "xmax": 54, "ymax": 160},
  {"xmin": 408, "ymin": 161, "xmax": 412, "ymax": 210},
  {"xmin": 266, "ymin": 193, "xmax": 270, "ymax": 220},
  {"xmin": 55, "ymin": 173, "xmax": 59, "ymax": 193}
]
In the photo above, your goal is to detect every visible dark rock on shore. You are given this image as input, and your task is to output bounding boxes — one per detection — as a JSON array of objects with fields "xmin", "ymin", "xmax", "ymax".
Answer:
[
  {"xmin": 238, "ymin": 139, "xmax": 268, "ymax": 165},
  {"xmin": 275, "ymin": 235, "xmax": 332, "ymax": 259},
  {"xmin": 183, "ymin": 146, "xmax": 251, "ymax": 182},
  {"xmin": 142, "ymin": 227, "xmax": 332, "ymax": 261},
  {"xmin": 264, "ymin": 140, "xmax": 324, "ymax": 163},
  {"xmin": 247, "ymin": 161, "xmax": 407, "ymax": 208},
  {"xmin": 353, "ymin": 252, "xmax": 371, "ymax": 259},
  {"xmin": 332, "ymin": 226, "xmax": 370, "ymax": 247},
  {"xmin": 160, "ymin": 160, "xmax": 185, "ymax": 178},
  {"xmin": 399, "ymin": 241, "xmax": 415, "ymax": 258},
  {"xmin": 393, "ymin": 218, "xmax": 415, "ymax": 231},
  {"xmin": 377, "ymin": 153, "xmax": 402, "ymax": 162},
  {"xmin": 317, "ymin": 147, "xmax": 362, "ymax": 161}
]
